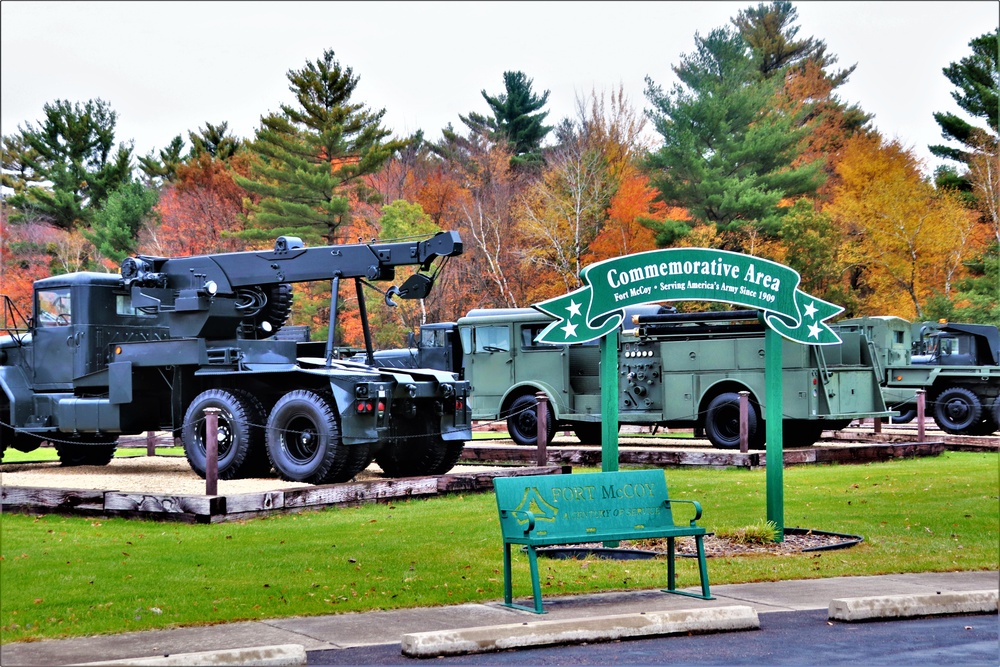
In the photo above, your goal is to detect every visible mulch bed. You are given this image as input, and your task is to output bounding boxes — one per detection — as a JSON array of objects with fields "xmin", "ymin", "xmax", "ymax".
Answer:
[{"xmin": 543, "ymin": 530, "xmax": 861, "ymax": 560}]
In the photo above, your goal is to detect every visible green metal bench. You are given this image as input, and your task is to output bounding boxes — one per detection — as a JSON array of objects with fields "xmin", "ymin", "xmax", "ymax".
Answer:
[{"xmin": 493, "ymin": 469, "xmax": 714, "ymax": 613}]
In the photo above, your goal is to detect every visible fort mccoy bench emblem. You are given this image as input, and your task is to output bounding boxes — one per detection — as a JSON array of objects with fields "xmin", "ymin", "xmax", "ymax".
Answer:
[{"xmin": 533, "ymin": 248, "xmax": 843, "ymax": 346}]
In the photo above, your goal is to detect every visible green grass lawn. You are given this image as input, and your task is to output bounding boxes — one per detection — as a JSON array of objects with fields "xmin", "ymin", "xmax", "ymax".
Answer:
[{"xmin": 1, "ymin": 451, "xmax": 996, "ymax": 644}]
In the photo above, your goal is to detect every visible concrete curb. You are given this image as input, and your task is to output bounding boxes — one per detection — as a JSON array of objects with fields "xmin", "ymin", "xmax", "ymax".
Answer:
[
  {"xmin": 71, "ymin": 643, "xmax": 307, "ymax": 666},
  {"xmin": 400, "ymin": 605, "xmax": 759, "ymax": 658},
  {"xmin": 829, "ymin": 589, "xmax": 999, "ymax": 622}
]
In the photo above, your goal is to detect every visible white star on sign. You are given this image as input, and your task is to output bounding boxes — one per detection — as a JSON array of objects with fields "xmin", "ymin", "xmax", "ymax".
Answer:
[
  {"xmin": 808, "ymin": 322, "xmax": 822, "ymax": 339},
  {"xmin": 803, "ymin": 301, "xmax": 818, "ymax": 319},
  {"xmin": 561, "ymin": 320, "xmax": 578, "ymax": 338},
  {"xmin": 567, "ymin": 300, "xmax": 582, "ymax": 318}
]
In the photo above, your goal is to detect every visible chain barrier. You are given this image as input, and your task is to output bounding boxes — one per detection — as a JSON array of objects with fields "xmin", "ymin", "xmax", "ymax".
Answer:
[
  {"xmin": 0, "ymin": 404, "xmax": 535, "ymax": 449},
  {"xmin": 1, "ymin": 395, "xmax": 948, "ymax": 453}
]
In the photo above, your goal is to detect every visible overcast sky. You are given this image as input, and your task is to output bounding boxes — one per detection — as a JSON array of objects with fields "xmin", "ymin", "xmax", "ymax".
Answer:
[{"xmin": 2, "ymin": 1, "xmax": 996, "ymax": 176}]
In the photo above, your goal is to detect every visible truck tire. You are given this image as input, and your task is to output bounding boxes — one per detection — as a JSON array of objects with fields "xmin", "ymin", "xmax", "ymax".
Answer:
[
  {"xmin": 375, "ymin": 413, "xmax": 452, "ymax": 477},
  {"xmin": 329, "ymin": 443, "xmax": 373, "ymax": 483},
  {"xmin": 183, "ymin": 389, "xmax": 264, "ymax": 480},
  {"xmin": 266, "ymin": 390, "xmax": 347, "ymax": 484},
  {"xmin": 238, "ymin": 284, "xmax": 293, "ymax": 339},
  {"xmin": 573, "ymin": 422, "xmax": 603, "ymax": 445},
  {"xmin": 55, "ymin": 435, "xmax": 118, "ymax": 466},
  {"xmin": 229, "ymin": 389, "xmax": 271, "ymax": 477},
  {"xmin": 782, "ymin": 420, "xmax": 825, "ymax": 448},
  {"xmin": 704, "ymin": 392, "xmax": 760, "ymax": 449},
  {"xmin": 429, "ymin": 442, "xmax": 466, "ymax": 475},
  {"xmin": 931, "ymin": 386, "xmax": 982, "ymax": 435},
  {"xmin": 992, "ymin": 399, "xmax": 1000, "ymax": 434},
  {"xmin": 506, "ymin": 394, "xmax": 557, "ymax": 448}
]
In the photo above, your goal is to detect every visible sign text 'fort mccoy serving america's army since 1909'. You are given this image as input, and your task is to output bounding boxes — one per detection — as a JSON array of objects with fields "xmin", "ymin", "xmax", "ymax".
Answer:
[{"xmin": 532, "ymin": 247, "xmax": 845, "ymax": 347}]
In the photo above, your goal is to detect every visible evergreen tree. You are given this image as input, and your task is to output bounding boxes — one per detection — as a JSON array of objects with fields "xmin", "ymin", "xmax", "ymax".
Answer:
[
  {"xmin": 930, "ymin": 29, "xmax": 1000, "ymax": 323},
  {"xmin": 4, "ymin": 99, "xmax": 133, "ymax": 230},
  {"xmin": 138, "ymin": 135, "xmax": 186, "ymax": 185},
  {"xmin": 83, "ymin": 180, "xmax": 159, "ymax": 264},
  {"xmin": 733, "ymin": 1, "xmax": 852, "ymax": 84},
  {"xmin": 236, "ymin": 50, "xmax": 407, "ymax": 245},
  {"xmin": 189, "ymin": 121, "xmax": 242, "ymax": 160},
  {"xmin": 460, "ymin": 71, "xmax": 552, "ymax": 169},
  {"xmin": 930, "ymin": 28, "xmax": 998, "ymax": 166},
  {"xmin": 644, "ymin": 26, "xmax": 824, "ymax": 247}
]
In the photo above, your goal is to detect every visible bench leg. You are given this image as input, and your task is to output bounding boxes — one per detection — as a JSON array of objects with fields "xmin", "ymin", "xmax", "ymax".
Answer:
[
  {"xmin": 662, "ymin": 535, "xmax": 715, "ymax": 601},
  {"xmin": 503, "ymin": 542, "xmax": 513, "ymax": 607},
  {"xmin": 499, "ymin": 544, "xmax": 548, "ymax": 614}
]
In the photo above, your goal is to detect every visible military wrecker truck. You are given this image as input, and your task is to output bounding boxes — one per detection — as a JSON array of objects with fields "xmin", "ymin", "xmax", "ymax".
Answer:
[
  {"xmin": 834, "ymin": 316, "xmax": 1000, "ymax": 435},
  {"xmin": 362, "ymin": 306, "xmax": 891, "ymax": 449},
  {"xmin": 0, "ymin": 232, "xmax": 472, "ymax": 484}
]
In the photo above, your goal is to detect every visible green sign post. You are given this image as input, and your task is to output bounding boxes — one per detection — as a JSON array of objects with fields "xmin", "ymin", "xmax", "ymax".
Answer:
[{"xmin": 532, "ymin": 248, "xmax": 843, "ymax": 541}]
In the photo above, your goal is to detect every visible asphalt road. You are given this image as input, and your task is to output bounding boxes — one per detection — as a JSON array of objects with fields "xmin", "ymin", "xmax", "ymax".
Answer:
[{"xmin": 306, "ymin": 610, "xmax": 999, "ymax": 666}]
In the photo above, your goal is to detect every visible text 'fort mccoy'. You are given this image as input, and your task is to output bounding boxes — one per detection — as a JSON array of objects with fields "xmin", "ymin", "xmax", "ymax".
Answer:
[{"xmin": 606, "ymin": 257, "xmax": 781, "ymax": 305}]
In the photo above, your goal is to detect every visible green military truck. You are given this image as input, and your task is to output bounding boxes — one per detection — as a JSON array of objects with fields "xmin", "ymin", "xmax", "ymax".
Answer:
[
  {"xmin": 369, "ymin": 306, "xmax": 891, "ymax": 449},
  {"xmin": 835, "ymin": 316, "xmax": 1000, "ymax": 435}
]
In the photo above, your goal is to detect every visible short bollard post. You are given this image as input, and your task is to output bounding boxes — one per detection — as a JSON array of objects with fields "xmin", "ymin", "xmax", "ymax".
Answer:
[
  {"xmin": 535, "ymin": 392, "xmax": 549, "ymax": 467},
  {"xmin": 916, "ymin": 389, "xmax": 926, "ymax": 442},
  {"xmin": 738, "ymin": 391, "xmax": 749, "ymax": 453},
  {"xmin": 873, "ymin": 416, "xmax": 882, "ymax": 434},
  {"xmin": 204, "ymin": 407, "xmax": 221, "ymax": 496},
  {"xmin": 146, "ymin": 431, "xmax": 156, "ymax": 457}
]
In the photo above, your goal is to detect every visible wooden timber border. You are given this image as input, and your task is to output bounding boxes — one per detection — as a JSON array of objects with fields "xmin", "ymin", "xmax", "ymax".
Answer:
[
  {"xmin": 0, "ymin": 466, "xmax": 565, "ymax": 524},
  {"xmin": 459, "ymin": 440, "xmax": 952, "ymax": 468}
]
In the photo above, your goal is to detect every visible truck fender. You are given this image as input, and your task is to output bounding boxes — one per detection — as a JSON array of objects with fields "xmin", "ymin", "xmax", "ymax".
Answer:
[
  {"xmin": 500, "ymin": 381, "xmax": 566, "ymax": 421},
  {"xmin": 0, "ymin": 365, "xmax": 33, "ymax": 428},
  {"xmin": 697, "ymin": 379, "xmax": 759, "ymax": 420}
]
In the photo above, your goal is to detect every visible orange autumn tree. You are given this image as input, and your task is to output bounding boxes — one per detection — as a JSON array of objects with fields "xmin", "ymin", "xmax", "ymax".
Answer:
[
  {"xmin": 586, "ymin": 168, "xmax": 669, "ymax": 263},
  {"xmin": 825, "ymin": 134, "xmax": 983, "ymax": 319},
  {"xmin": 0, "ymin": 216, "xmax": 58, "ymax": 319},
  {"xmin": 144, "ymin": 153, "xmax": 255, "ymax": 257}
]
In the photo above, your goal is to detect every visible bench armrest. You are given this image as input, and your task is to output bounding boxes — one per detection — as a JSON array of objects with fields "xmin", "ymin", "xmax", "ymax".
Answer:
[
  {"xmin": 500, "ymin": 509, "xmax": 536, "ymax": 534},
  {"xmin": 665, "ymin": 498, "xmax": 703, "ymax": 527}
]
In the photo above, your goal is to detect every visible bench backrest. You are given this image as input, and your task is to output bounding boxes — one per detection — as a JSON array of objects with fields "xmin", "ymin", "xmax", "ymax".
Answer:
[{"xmin": 493, "ymin": 470, "xmax": 677, "ymax": 541}]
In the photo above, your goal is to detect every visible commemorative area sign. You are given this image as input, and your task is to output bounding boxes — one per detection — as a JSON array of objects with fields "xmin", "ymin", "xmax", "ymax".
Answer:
[
  {"xmin": 530, "ymin": 247, "xmax": 845, "ymax": 540},
  {"xmin": 533, "ymin": 248, "xmax": 843, "ymax": 346}
]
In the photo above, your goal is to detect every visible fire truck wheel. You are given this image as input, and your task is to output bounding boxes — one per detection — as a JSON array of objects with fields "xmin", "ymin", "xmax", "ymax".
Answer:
[
  {"xmin": 506, "ymin": 394, "xmax": 556, "ymax": 447},
  {"xmin": 704, "ymin": 392, "xmax": 760, "ymax": 449}
]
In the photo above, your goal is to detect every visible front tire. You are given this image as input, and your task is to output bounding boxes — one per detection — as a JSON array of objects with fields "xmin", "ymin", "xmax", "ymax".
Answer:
[
  {"xmin": 55, "ymin": 435, "xmax": 118, "ymax": 466},
  {"xmin": 506, "ymin": 394, "xmax": 556, "ymax": 447},
  {"xmin": 932, "ymin": 387, "xmax": 982, "ymax": 434},
  {"xmin": 265, "ymin": 390, "xmax": 346, "ymax": 484},
  {"xmin": 704, "ymin": 392, "xmax": 760, "ymax": 449}
]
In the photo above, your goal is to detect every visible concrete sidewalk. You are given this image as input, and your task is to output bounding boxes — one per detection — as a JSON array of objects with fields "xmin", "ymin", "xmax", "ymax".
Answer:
[{"xmin": 1, "ymin": 571, "xmax": 996, "ymax": 666}]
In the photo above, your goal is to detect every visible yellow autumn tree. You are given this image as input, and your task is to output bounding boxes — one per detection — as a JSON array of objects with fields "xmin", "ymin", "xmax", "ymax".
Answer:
[{"xmin": 825, "ymin": 134, "xmax": 981, "ymax": 319}]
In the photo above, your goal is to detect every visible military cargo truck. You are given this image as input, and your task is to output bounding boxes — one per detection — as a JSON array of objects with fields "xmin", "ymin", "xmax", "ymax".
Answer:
[
  {"xmin": 835, "ymin": 316, "xmax": 1000, "ymax": 435},
  {"xmin": 1, "ymin": 233, "xmax": 472, "ymax": 483},
  {"xmin": 366, "ymin": 307, "xmax": 891, "ymax": 449}
]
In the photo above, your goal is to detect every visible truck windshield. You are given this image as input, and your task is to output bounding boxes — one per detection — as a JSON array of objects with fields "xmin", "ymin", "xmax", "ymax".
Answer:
[
  {"xmin": 420, "ymin": 328, "xmax": 447, "ymax": 348},
  {"xmin": 37, "ymin": 288, "xmax": 71, "ymax": 327}
]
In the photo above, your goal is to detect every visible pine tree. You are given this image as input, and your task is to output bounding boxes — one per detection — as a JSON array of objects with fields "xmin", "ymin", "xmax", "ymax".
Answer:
[
  {"xmin": 644, "ymin": 27, "xmax": 824, "ymax": 248},
  {"xmin": 138, "ymin": 135, "xmax": 186, "ymax": 185},
  {"xmin": 930, "ymin": 29, "xmax": 998, "ymax": 166},
  {"xmin": 83, "ymin": 180, "xmax": 159, "ymax": 264},
  {"xmin": 4, "ymin": 99, "xmax": 133, "ymax": 229},
  {"xmin": 236, "ymin": 50, "xmax": 407, "ymax": 245},
  {"xmin": 460, "ymin": 71, "xmax": 552, "ymax": 169}
]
